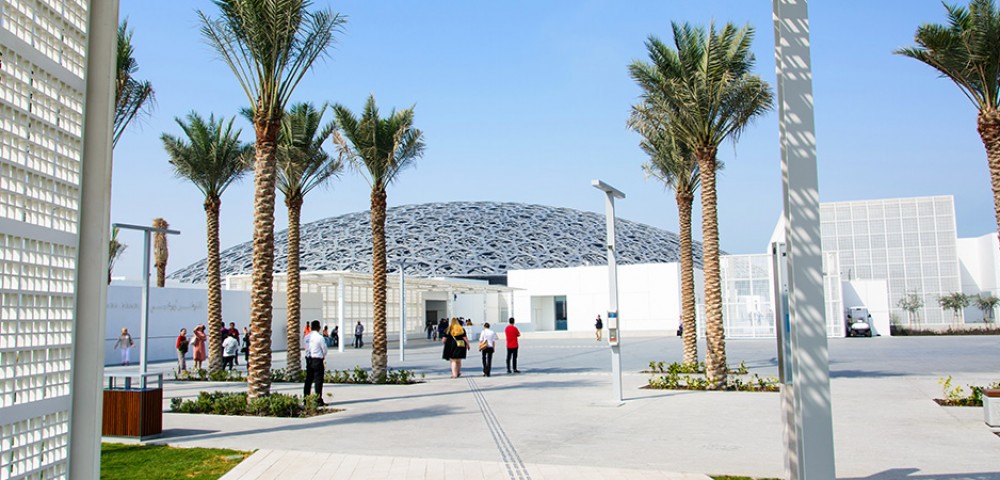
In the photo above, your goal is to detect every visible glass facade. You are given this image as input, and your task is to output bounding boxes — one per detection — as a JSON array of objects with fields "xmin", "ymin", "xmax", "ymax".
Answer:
[{"xmin": 819, "ymin": 196, "xmax": 960, "ymax": 326}]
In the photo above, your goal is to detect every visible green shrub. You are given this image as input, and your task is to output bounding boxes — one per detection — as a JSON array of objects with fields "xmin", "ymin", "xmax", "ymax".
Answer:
[
  {"xmin": 646, "ymin": 361, "xmax": 779, "ymax": 392},
  {"xmin": 171, "ymin": 391, "xmax": 318, "ymax": 418}
]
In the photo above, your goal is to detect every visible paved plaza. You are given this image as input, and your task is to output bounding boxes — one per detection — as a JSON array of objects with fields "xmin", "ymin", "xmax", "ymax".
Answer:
[{"xmin": 105, "ymin": 334, "xmax": 1000, "ymax": 479}]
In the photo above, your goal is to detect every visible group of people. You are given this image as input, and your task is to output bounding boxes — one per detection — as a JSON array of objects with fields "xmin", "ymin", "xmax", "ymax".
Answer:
[
  {"xmin": 441, "ymin": 317, "xmax": 521, "ymax": 378},
  {"xmin": 172, "ymin": 322, "xmax": 249, "ymax": 372}
]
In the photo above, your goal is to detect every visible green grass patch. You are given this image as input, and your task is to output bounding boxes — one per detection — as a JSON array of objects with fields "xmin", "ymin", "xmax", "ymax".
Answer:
[{"xmin": 101, "ymin": 443, "xmax": 249, "ymax": 480}]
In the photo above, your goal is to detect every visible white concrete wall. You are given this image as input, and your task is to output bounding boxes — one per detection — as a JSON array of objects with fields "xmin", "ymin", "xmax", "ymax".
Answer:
[
  {"xmin": 842, "ymin": 279, "xmax": 891, "ymax": 336},
  {"xmin": 105, "ymin": 285, "xmax": 322, "ymax": 365},
  {"xmin": 509, "ymin": 263, "xmax": 684, "ymax": 333},
  {"xmin": 958, "ymin": 234, "xmax": 1000, "ymax": 296}
]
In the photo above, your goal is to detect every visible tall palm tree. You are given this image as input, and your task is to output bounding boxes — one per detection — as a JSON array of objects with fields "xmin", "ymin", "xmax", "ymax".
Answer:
[
  {"xmin": 276, "ymin": 102, "xmax": 344, "ymax": 375},
  {"xmin": 628, "ymin": 102, "xmax": 701, "ymax": 367},
  {"xmin": 897, "ymin": 0, "xmax": 1000, "ymax": 250},
  {"xmin": 114, "ymin": 20, "xmax": 155, "ymax": 147},
  {"xmin": 629, "ymin": 22, "xmax": 773, "ymax": 387},
  {"xmin": 200, "ymin": 0, "xmax": 344, "ymax": 398},
  {"xmin": 331, "ymin": 95, "xmax": 425, "ymax": 381},
  {"xmin": 162, "ymin": 113, "xmax": 251, "ymax": 372},
  {"xmin": 152, "ymin": 217, "xmax": 169, "ymax": 288}
]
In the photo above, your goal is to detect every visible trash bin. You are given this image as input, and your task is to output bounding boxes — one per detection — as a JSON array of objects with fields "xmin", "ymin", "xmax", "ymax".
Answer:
[{"xmin": 102, "ymin": 373, "xmax": 163, "ymax": 439}]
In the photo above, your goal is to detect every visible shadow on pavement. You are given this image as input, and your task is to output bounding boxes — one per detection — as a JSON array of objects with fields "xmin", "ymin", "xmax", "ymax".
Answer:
[
  {"xmin": 830, "ymin": 369, "xmax": 909, "ymax": 379},
  {"xmin": 161, "ymin": 405, "xmax": 454, "ymax": 443},
  {"xmin": 842, "ymin": 468, "xmax": 1000, "ymax": 480}
]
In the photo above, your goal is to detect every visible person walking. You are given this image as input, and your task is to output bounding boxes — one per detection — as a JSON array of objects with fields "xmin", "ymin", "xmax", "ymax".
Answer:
[
  {"xmin": 595, "ymin": 315, "xmax": 603, "ymax": 341},
  {"xmin": 478, "ymin": 322, "xmax": 498, "ymax": 377},
  {"xmin": 113, "ymin": 328, "xmax": 134, "ymax": 366},
  {"xmin": 241, "ymin": 326, "xmax": 250, "ymax": 365},
  {"xmin": 192, "ymin": 324, "xmax": 207, "ymax": 371},
  {"xmin": 505, "ymin": 317, "xmax": 521, "ymax": 373},
  {"xmin": 426, "ymin": 318, "xmax": 434, "ymax": 340},
  {"xmin": 354, "ymin": 321, "xmax": 364, "ymax": 348},
  {"xmin": 228, "ymin": 322, "xmax": 240, "ymax": 365},
  {"xmin": 331, "ymin": 325, "xmax": 339, "ymax": 347},
  {"xmin": 442, "ymin": 318, "xmax": 470, "ymax": 378},
  {"xmin": 222, "ymin": 333, "xmax": 239, "ymax": 370},
  {"xmin": 303, "ymin": 320, "xmax": 328, "ymax": 405},
  {"xmin": 437, "ymin": 318, "xmax": 448, "ymax": 341},
  {"xmin": 175, "ymin": 328, "xmax": 189, "ymax": 372}
]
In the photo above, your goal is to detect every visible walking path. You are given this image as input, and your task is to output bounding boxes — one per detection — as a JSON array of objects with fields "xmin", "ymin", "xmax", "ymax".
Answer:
[{"xmin": 105, "ymin": 336, "xmax": 1000, "ymax": 479}]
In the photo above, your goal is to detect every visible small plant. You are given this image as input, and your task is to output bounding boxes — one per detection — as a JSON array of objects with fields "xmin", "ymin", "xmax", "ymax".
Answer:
[
  {"xmin": 645, "ymin": 363, "xmax": 779, "ymax": 392},
  {"xmin": 975, "ymin": 293, "xmax": 999, "ymax": 324},
  {"xmin": 898, "ymin": 291, "xmax": 924, "ymax": 326},
  {"xmin": 935, "ymin": 375, "xmax": 1000, "ymax": 407}
]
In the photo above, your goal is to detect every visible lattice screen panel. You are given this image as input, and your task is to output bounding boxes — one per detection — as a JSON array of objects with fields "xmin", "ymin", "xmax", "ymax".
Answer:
[{"xmin": 1, "ymin": 0, "xmax": 89, "ymax": 478}]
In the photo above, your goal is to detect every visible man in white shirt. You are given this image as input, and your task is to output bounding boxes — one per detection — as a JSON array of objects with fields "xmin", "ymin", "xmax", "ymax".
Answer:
[
  {"xmin": 303, "ymin": 320, "xmax": 328, "ymax": 405},
  {"xmin": 222, "ymin": 334, "xmax": 239, "ymax": 370},
  {"xmin": 478, "ymin": 322, "xmax": 498, "ymax": 377}
]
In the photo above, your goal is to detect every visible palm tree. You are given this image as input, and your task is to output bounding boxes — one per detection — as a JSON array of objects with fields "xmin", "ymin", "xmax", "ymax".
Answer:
[
  {"xmin": 114, "ymin": 20, "xmax": 155, "ymax": 147},
  {"xmin": 276, "ymin": 102, "xmax": 344, "ymax": 375},
  {"xmin": 199, "ymin": 0, "xmax": 344, "ymax": 398},
  {"xmin": 628, "ymin": 102, "xmax": 701, "ymax": 367},
  {"xmin": 161, "ymin": 113, "xmax": 251, "ymax": 372},
  {"xmin": 152, "ymin": 218, "xmax": 169, "ymax": 288},
  {"xmin": 629, "ymin": 22, "xmax": 773, "ymax": 387},
  {"xmin": 897, "ymin": 0, "xmax": 1000, "ymax": 250},
  {"xmin": 331, "ymin": 95, "xmax": 425, "ymax": 381},
  {"xmin": 108, "ymin": 227, "xmax": 127, "ymax": 284}
]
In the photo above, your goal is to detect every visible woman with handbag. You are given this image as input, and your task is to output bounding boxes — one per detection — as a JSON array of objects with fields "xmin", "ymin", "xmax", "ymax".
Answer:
[
  {"xmin": 442, "ymin": 318, "xmax": 469, "ymax": 378},
  {"xmin": 191, "ymin": 324, "xmax": 207, "ymax": 371}
]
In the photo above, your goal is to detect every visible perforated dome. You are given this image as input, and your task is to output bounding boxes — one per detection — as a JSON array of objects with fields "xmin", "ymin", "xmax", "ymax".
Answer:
[{"xmin": 169, "ymin": 202, "xmax": 703, "ymax": 283}]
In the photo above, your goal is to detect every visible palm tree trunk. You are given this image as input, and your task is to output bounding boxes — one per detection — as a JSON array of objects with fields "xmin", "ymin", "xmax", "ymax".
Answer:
[
  {"xmin": 153, "ymin": 218, "xmax": 168, "ymax": 288},
  {"xmin": 205, "ymin": 199, "xmax": 224, "ymax": 372},
  {"xmin": 977, "ymin": 109, "xmax": 1000, "ymax": 254},
  {"xmin": 697, "ymin": 147, "xmax": 726, "ymax": 388},
  {"xmin": 247, "ymin": 119, "xmax": 281, "ymax": 399},
  {"xmin": 285, "ymin": 195, "xmax": 303, "ymax": 376},
  {"xmin": 676, "ymin": 190, "xmax": 698, "ymax": 367},
  {"xmin": 371, "ymin": 187, "xmax": 388, "ymax": 381}
]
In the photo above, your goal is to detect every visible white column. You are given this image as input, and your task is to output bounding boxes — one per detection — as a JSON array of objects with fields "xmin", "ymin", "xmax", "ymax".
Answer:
[
  {"xmin": 338, "ymin": 277, "xmax": 345, "ymax": 353},
  {"xmin": 774, "ymin": 1, "xmax": 837, "ymax": 479},
  {"xmin": 70, "ymin": 0, "xmax": 119, "ymax": 477}
]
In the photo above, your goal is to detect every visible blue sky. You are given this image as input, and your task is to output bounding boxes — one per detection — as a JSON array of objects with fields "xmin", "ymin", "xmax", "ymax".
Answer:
[{"xmin": 112, "ymin": 1, "xmax": 996, "ymax": 279}]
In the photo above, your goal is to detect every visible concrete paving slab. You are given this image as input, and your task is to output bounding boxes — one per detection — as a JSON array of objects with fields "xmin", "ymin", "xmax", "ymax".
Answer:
[{"xmin": 111, "ymin": 336, "xmax": 1000, "ymax": 479}]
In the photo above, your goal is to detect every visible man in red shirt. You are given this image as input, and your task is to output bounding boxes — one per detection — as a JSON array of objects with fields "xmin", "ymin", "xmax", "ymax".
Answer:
[{"xmin": 504, "ymin": 317, "xmax": 521, "ymax": 374}]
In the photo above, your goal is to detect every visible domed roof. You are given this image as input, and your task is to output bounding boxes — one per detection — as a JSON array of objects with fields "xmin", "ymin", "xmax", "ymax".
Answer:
[{"xmin": 169, "ymin": 201, "xmax": 703, "ymax": 283}]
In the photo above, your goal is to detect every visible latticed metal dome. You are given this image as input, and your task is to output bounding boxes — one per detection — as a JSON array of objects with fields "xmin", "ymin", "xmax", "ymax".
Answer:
[{"xmin": 169, "ymin": 202, "xmax": 703, "ymax": 283}]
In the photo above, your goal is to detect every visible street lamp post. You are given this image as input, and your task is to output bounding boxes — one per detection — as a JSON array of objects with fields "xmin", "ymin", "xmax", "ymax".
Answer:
[
  {"xmin": 112, "ymin": 222, "xmax": 180, "ymax": 375},
  {"xmin": 394, "ymin": 259, "xmax": 414, "ymax": 363},
  {"xmin": 592, "ymin": 179, "xmax": 625, "ymax": 404}
]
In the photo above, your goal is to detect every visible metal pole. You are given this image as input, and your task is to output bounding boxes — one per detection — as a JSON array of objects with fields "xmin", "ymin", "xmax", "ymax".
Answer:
[
  {"xmin": 140, "ymin": 231, "xmax": 151, "ymax": 375},
  {"xmin": 399, "ymin": 265, "xmax": 406, "ymax": 363},
  {"xmin": 774, "ymin": 1, "xmax": 836, "ymax": 478},
  {"xmin": 111, "ymin": 223, "xmax": 179, "ymax": 376},
  {"xmin": 592, "ymin": 180, "xmax": 625, "ymax": 404}
]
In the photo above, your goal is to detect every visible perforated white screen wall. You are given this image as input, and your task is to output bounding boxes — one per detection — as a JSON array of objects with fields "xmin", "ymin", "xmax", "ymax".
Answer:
[
  {"xmin": 820, "ymin": 196, "xmax": 961, "ymax": 326},
  {"xmin": 1, "ymin": 0, "xmax": 89, "ymax": 478}
]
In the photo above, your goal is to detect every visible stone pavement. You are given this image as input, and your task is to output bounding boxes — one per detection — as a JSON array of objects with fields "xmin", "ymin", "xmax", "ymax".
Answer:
[
  {"xmin": 221, "ymin": 450, "xmax": 711, "ymax": 480},
  {"xmin": 105, "ymin": 335, "xmax": 1000, "ymax": 479}
]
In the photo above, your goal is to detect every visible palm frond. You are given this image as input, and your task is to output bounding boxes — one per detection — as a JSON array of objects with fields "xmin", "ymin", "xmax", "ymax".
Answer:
[
  {"xmin": 113, "ymin": 20, "xmax": 155, "ymax": 147},
  {"xmin": 161, "ymin": 112, "xmax": 253, "ymax": 201},
  {"xmin": 330, "ymin": 95, "xmax": 425, "ymax": 190}
]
